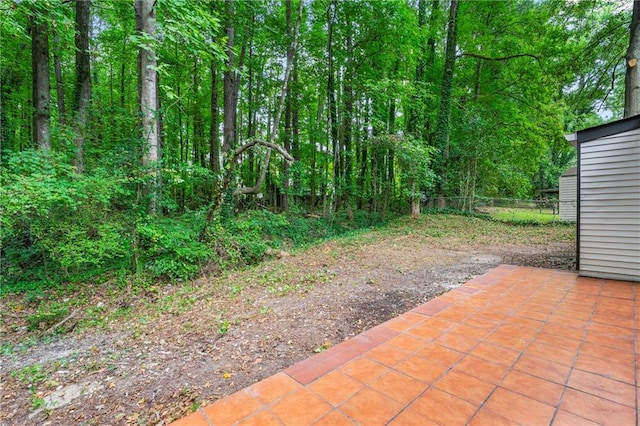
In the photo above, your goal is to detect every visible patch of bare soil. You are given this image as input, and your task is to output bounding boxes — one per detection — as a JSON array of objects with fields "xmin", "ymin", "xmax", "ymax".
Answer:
[{"xmin": 0, "ymin": 226, "xmax": 575, "ymax": 426}]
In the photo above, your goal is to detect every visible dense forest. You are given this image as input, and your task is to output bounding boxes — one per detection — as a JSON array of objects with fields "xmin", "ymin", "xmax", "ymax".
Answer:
[{"xmin": 1, "ymin": 0, "xmax": 638, "ymax": 287}]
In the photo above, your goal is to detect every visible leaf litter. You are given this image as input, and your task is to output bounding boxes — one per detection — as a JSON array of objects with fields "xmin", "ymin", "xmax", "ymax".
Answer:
[{"xmin": 0, "ymin": 215, "xmax": 575, "ymax": 425}]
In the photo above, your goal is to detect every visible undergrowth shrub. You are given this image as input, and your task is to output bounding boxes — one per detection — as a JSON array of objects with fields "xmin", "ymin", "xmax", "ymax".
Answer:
[
  {"xmin": 1, "ymin": 153, "xmax": 393, "ymax": 296},
  {"xmin": 135, "ymin": 216, "xmax": 211, "ymax": 281},
  {"xmin": 0, "ymin": 150, "xmax": 131, "ymax": 287}
]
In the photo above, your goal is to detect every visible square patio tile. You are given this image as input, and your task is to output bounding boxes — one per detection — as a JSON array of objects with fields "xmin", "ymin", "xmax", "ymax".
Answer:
[
  {"xmin": 567, "ymin": 369, "xmax": 636, "ymax": 407},
  {"xmin": 552, "ymin": 410, "xmax": 601, "ymax": 426},
  {"xmin": 394, "ymin": 355, "xmax": 449, "ymax": 384},
  {"xmin": 574, "ymin": 352, "xmax": 636, "ymax": 385},
  {"xmin": 434, "ymin": 370, "xmax": 495, "ymax": 405},
  {"xmin": 467, "ymin": 407, "xmax": 519, "ymax": 426},
  {"xmin": 270, "ymin": 388, "xmax": 333, "ymax": 424},
  {"xmin": 370, "ymin": 370, "xmax": 426, "ymax": 405},
  {"xmin": 338, "ymin": 356, "xmax": 390, "ymax": 384},
  {"xmin": 468, "ymin": 341, "xmax": 520, "ymax": 367},
  {"xmin": 308, "ymin": 370, "xmax": 364, "ymax": 407},
  {"xmin": 526, "ymin": 341, "xmax": 578, "ymax": 367},
  {"xmin": 202, "ymin": 390, "xmax": 264, "ymax": 425},
  {"xmin": 415, "ymin": 342, "xmax": 464, "ymax": 368},
  {"xmin": 249, "ymin": 372, "xmax": 301, "ymax": 405},
  {"xmin": 579, "ymin": 342, "xmax": 635, "ymax": 365},
  {"xmin": 433, "ymin": 331, "xmax": 478, "ymax": 353},
  {"xmin": 364, "ymin": 342, "xmax": 411, "ymax": 366},
  {"xmin": 386, "ymin": 333, "xmax": 428, "ymax": 353},
  {"xmin": 559, "ymin": 388, "xmax": 637, "ymax": 425},
  {"xmin": 500, "ymin": 370, "xmax": 564, "ymax": 407},
  {"xmin": 453, "ymin": 355, "xmax": 508, "ymax": 385},
  {"xmin": 512, "ymin": 353, "xmax": 572, "ymax": 385},
  {"xmin": 406, "ymin": 387, "xmax": 478, "ymax": 425},
  {"xmin": 532, "ymin": 330, "xmax": 583, "ymax": 352},
  {"xmin": 338, "ymin": 387, "xmax": 403, "ymax": 425},
  {"xmin": 483, "ymin": 387, "xmax": 556, "ymax": 425},
  {"xmin": 236, "ymin": 409, "xmax": 281, "ymax": 426},
  {"xmin": 169, "ymin": 410, "xmax": 210, "ymax": 426},
  {"xmin": 387, "ymin": 407, "xmax": 438, "ymax": 426},
  {"xmin": 312, "ymin": 410, "xmax": 356, "ymax": 426}
]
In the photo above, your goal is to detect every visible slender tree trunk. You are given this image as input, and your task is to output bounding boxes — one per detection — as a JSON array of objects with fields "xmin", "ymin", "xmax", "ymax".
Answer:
[
  {"xmin": 625, "ymin": 0, "xmax": 640, "ymax": 117},
  {"xmin": 327, "ymin": 0, "xmax": 339, "ymax": 212},
  {"xmin": 193, "ymin": 58, "xmax": 205, "ymax": 167},
  {"xmin": 423, "ymin": 0, "xmax": 439, "ymax": 141},
  {"xmin": 52, "ymin": 28, "xmax": 65, "ymax": 126},
  {"xmin": 223, "ymin": 0, "xmax": 236, "ymax": 153},
  {"xmin": 246, "ymin": 36, "xmax": 255, "ymax": 182},
  {"xmin": 281, "ymin": 0, "xmax": 294, "ymax": 211},
  {"xmin": 30, "ymin": 12, "xmax": 51, "ymax": 150},
  {"xmin": 210, "ymin": 60, "xmax": 220, "ymax": 174},
  {"xmin": 407, "ymin": 0, "xmax": 427, "ymax": 136},
  {"xmin": 434, "ymin": 0, "xmax": 459, "ymax": 208},
  {"xmin": 120, "ymin": 38, "xmax": 127, "ymax": 109},
  {"xmin": 135, "ymin": 0, "xmax": 160, "ymax": 214},
  {"xmin": 311, "ymin": 93, "xmax": 323, "ymax": 210},
  {"xmin": 74, "ymin": 0, "xmax": 92, "ymax": 173}
]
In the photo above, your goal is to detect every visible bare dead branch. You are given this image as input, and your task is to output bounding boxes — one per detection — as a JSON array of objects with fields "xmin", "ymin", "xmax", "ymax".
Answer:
[
  {"xmin": 233, "ymin": 138, "xmax": 294, "ymax": 163},
  {"xmin": 45, "ymin": 309, "xmax": 80, "ymax": 335}
]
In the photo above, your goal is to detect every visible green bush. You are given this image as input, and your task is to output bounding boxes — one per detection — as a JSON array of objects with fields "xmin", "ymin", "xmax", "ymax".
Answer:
[
  {"xmin": 136, "ymin": 216, "xmax": 211, "ymax": 280},
  {"xmin": 0, "ymin": 150, "xmax": 132, "ymax": 287}
]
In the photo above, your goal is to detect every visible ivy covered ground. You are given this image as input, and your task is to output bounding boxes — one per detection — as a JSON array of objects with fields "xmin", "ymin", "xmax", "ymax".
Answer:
[{"xmin": 0, "ymin": 214, "xmax": 575, "ymax": 425}]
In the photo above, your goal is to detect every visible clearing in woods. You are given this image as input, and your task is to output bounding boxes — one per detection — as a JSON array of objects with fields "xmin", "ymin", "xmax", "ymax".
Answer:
[{"xmin": 0, "ymin": 214, "xmax": 575, "ymax": 425}]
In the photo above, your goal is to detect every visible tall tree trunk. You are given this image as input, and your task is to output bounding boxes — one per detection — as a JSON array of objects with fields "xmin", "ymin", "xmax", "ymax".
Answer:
[
  {"xmin": 52, "ymin": 28, "xmax": 65, "ymax": 126},
  {"xmin": 120, "ymin": 39, "xmax": 127, "ymax": 109},
  {"xmin": 291, "ymin": 64, "xmax": 300, "ymax": 203},
  {"xmin": 311, "ymin": 93, "xmax": 323, "ymax": 210},
  {"xmin": 74, "ymin": 0, "xmax": 92, "ymax": 173},
  {"xmin": 342, "ymin": 32, "xmax": 354, "ymax": 218},
  {"xmin": 222, "ymin": 0, "xmax": 236, "ymax": 153},
  {"xmin": 193, "ymin": 58, "xmax": 205, "ymax": 167},
  {"xmin": 281, "ymin": 0, "xmax": 293, "ymax": 211},
  {"xmin": 246, "ymin": 35, "xmax": 255, "ymax": 182},
  {"xmin": 135, "ymin": 0, "xmax": 160, "ymax": 214},
  {"xmin": 210, "ymin": 60, "xmax": 220, "ymax": 174},
  {"xmin": 434, "ymin": 0, "xmax": 459, "ymax": 208},
  {"xmin": 625, "ymin": 0, "xmax": 640, "ymax": 117},
  {"xmin": 30, "ymin": 12, "xmax": 50, "ymax": 150},
  {"xmin": 327, "ymin": 0, "xmax": 339, "ymax": 212},
  {"xmin": 407, "ymin": 0, "xmax": 427, "ymax": 136}
]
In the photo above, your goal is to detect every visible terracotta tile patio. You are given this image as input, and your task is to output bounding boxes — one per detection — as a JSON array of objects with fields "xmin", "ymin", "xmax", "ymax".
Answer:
[{"xmin": 170, "ymin": 265, "xmax": 639, "ymax": 425}]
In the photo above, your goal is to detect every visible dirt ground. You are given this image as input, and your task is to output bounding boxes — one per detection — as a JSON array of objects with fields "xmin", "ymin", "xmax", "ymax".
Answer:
[{"xmin": 0, "ymin": 217, "xmax": 576, "ymax": 425}]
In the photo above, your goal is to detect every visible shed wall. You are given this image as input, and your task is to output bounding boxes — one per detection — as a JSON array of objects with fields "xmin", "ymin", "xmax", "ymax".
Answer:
[
  {"xmin": 559, "ymin": 175, "xmax": 577, "ymax": 222},
  {"xmin": 579, "ymin": 128, "xmax": 640, "ymax": 282}
]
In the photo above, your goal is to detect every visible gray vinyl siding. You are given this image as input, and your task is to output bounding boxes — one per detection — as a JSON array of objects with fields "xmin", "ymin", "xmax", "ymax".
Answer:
[
  {"xmin": 579, "ymin": 128, "xmax": 640, "ymax": 282},
  {"xmin": 559, "ymin": 175, "xmax": 577, "ymax": 222}
]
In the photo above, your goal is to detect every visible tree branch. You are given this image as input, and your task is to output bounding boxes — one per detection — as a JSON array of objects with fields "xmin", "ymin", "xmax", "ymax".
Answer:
[
  {"xmin": 460, "ymin": 52, "xmax": 541, "ymax": 65},
  {"xmin": 202, "ymin": 139, "xmax": 294, "ymax": 233},
  {"xmin": 236, "ymin": 0, "xmax": 303, "ymax": 195},
  {"xmin": 233, "ymin": 138, "xmax": 294, "ymax": 163}
]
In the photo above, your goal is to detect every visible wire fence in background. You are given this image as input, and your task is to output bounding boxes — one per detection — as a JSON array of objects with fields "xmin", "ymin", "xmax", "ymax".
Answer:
[{"xmin": 426, "ymin": 196, "xmax": 577, "ymax": 223}]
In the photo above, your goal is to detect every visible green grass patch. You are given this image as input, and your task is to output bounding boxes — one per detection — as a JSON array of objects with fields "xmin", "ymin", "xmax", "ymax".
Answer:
[{"xmin": 485, "ymin": 208, "xmax": 559, "ymax": 224}]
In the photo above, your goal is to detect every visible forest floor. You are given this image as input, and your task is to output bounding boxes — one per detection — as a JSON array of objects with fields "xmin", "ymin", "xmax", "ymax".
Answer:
[{"xmin": 0, "ymin": 214, "xmax": 576, "ymax": 426}]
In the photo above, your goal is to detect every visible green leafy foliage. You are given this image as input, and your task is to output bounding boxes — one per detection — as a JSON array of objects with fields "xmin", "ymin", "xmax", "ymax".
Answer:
[
  {"xmin": 135, "ymin": 216, "xmax": 211, "ymax": 281},
  {"xmin": 0, "ymin": 150, "xmax": 132, "ymax": 285},
  {"xmin": 0, "ymin": 0, "xmax": 625, "ymax": 301}
]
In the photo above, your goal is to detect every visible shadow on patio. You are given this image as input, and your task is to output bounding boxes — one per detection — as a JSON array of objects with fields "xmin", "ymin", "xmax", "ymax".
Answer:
[{"xmin": 170, "ymin": 265, "xmax": 638, "ymax": 425}]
